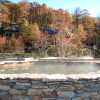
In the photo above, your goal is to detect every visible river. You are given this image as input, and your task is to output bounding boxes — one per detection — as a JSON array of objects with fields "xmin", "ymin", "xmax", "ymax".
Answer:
[{"xmin": 0, "ymin": 61, "xmax": 100, "ymax": 74}]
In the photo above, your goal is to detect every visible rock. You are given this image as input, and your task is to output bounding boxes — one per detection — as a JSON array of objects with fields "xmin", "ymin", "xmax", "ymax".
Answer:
[
  {"xmin": 43, "ymin": 88, "xmax": 54, "ymax": 91},
  {"xmin": 9, "ymin": 89, "xmax": 27, "ymax": 95},
  {"xmin": 0, "ymin": 80, "xmax": 8, "ymax": 85},
  {"xmin": 11, "ymin": 96, "xmax": 32, "ymax": 100},
  {"xmin": 42, "ymin": 97, "xmax": 57, "ymax": 100},
  {"xmin": 57, "ymin": 96, "xmax": 71, "ymax": 100},
  {"xmin": 90, "ymin": 94, "xmax": 100, "ymax": 99},
  {"xmin": 72, "ymin": 97, "xmax": 84, "ymax": 100},
  {"xmin": 16, "ymin": 82, "xmax": 31, "ymax": 87},
  {"xmin": 14, "ymin": 85, "xmax": 28, "ymax": 90},
  {"xmin": 76, "ymin": 92, "xmax": 98, "ymax": 97},
  {"xmin": 0, "ymin": 95, "xmax": 11, "ymax": 100},
  {"xmin": 0, "ymin": 79, "xmax": 99, "ymax": 100},
  {"xmin": 32, "ymin": 95, "xmax": 42, "ymax": 100},
  {"xmin": 31, "ymin": 80, "xmax": 42, "ymax": 85},
  {"xmin": 83, "ymin": 99, "xmax": 90, "ymax": 100},
  {"xmin": 16, "ymin": 79, "xmax": 30, "ymax": 83},
  {"xmin": 58, "ymin": 91, "xmax": 75, "ymax": 98},
  {"xmin": 27, "ymin": 89, "xmax": 42, "ymax": 95},
  {"xmin": 74, "ymin": 84, "xmax": 84, "ymax": 90},
  {"xmin": 8, "ymin": 80, "xmax": 16, "ymax": 87},
  {"xmin": 57, "ymin": 85, "xmax": 75, "ymax": 91},
  {"xmin": 14, "ymin": 82, "xmax": 31, "ymax": 90},
  {"xmin": 42, "ymin": 90, "xmax": 58, "ymax": 98},
  {"xmin": 16, "ymin": 82, "xmax": 31, "ymax": 86},
  {"xmin": 0, "ymin": 85, "xmax": 10, "ymax": 91},
  {"xmin": 32, "ymin": 85, "xmax": 48, "ymax": 89},
  {"xmin": 0, "ymin": 90, "xmax": 8, "ymax": 96}
]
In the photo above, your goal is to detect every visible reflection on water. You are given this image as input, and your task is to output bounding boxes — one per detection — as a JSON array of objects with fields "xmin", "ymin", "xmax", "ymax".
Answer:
[{"xmin": 0, "ymin": 61, "xmax": 100, "ymax": 74}]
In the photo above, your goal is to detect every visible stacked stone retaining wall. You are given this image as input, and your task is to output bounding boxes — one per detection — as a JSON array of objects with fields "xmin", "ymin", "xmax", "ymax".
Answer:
[{"xmin": 0, "ymin": 78, "xmax": 100, "ymax": 100}]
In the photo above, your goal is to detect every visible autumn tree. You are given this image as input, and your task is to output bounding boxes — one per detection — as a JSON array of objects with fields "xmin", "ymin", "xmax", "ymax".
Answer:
[
  {"xmin": 0, "ymin": 4, "xmax": 9, "ymax": 25},
  {"xmin": 7, "ymin": 4, "xmax": 21, "ymax": 23},
  {"xmin": 18, "ymin": 0, "xmax": 30, "ymax": 22},
  {"xmin": 20, "ymin": 19, "xmax": 40, "ymax": 52}
]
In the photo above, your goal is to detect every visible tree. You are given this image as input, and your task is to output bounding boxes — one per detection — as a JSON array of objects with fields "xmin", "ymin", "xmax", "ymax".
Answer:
[
  {"xmin": 0, "ymin": 4, "xmax": 9, "ymax": 24},
  {"xmin": 19, "ymin": 0, "xmax": 30, "ymax": 21},
  {"xmin": 93, "ymin": 17, "xmax": 100, "ymax": 57},
  {"xmin": 20, "ymin": 21, "xmax": 40, "ymax": 42},
  {"xmin": 81, "ymin": 16, "xmax": 96, "ymax": 52},
  {"xmin": 82, "ymin": 16, "xmax": 96, "ymax": 30},
  {"xmin": 73, "ymin": 8, "xmax": 89, "ymax": 31},
  {"xmin": 7, "ymin": 4, "xmax": 21, "ymax": 23},
  {"xmin": 20, "ymin": 19, "xmax": 40, "ymax": 52}
]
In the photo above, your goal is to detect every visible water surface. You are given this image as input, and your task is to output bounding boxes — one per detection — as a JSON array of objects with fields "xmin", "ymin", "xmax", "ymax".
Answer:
[{"xmin": 0, "ymin": 61, "xmax": 100, "ymax": 74}]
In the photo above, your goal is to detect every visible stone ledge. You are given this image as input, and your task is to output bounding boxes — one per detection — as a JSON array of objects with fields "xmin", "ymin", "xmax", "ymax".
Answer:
[{"xmin": 0, "ymin": 78, "xmax": 99, "ymax": 100}]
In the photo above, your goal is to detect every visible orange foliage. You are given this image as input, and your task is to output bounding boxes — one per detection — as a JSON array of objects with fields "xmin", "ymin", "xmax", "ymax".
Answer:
[{"xmin": 0, "ymin": 36, "xmax": 6, "ymax": 45}]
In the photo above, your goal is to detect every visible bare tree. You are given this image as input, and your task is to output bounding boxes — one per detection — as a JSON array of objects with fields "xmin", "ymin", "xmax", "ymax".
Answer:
[{"xmin": 73, "ymin": 8, "xmax": 89, "ymax": 31}]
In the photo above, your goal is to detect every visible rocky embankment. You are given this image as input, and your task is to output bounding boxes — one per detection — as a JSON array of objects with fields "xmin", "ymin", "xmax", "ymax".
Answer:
[{"xmin": 0, "ymin": 78, "xmax": 100, "ymax": 100}]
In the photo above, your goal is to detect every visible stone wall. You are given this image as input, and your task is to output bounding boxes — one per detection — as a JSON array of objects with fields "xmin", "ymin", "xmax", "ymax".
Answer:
[{"xmin": 0, "ymin": 78, "xmax": 100, "ymax": 100}]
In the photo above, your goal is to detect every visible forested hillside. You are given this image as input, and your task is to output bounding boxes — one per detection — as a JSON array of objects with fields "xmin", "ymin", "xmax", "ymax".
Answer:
[{"xmin": 0, "ymin": 0, "xmax": 100, "ymax": 57}]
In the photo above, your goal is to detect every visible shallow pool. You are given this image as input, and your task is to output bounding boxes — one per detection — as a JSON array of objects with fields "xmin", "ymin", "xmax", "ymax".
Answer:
[{"xmin": 0, "ymin": 61, "xmax": 100, "ymax": 74}]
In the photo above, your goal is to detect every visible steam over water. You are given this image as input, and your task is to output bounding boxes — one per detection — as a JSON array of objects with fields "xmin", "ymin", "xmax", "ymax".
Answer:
[{"xmin": 0, "ymin": 61, "xmax": 100, "ymax": 74}]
